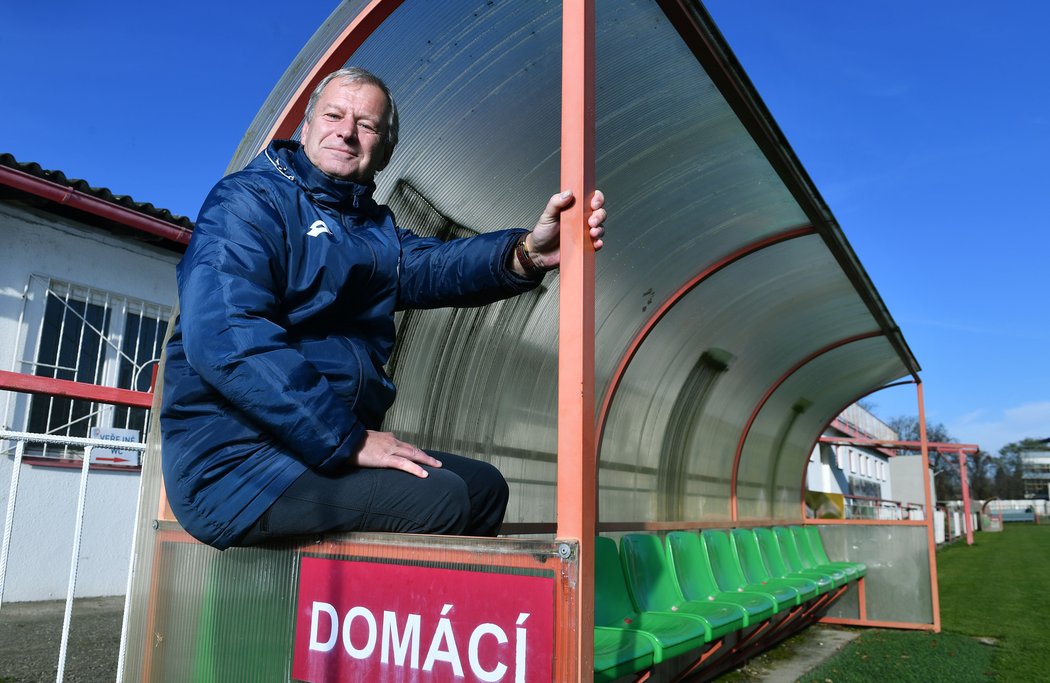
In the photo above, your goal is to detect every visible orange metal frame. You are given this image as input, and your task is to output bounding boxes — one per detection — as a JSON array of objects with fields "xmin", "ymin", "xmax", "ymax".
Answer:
[
  {"xmin": 555, "ymin": 1, "xmax": 596, "ymax": 679},
  {"xmin": 0, "ymin": 370, "xmax": 154, "ymax": 409},
  {"xmin": 798, "ymin": 381, "xmax": 943, "ymax": 633},
  {"xmin": 817, "ymin": 436, "xmax": 980, "ymax": 547},
  {"xmin": 818, "ymin": 435, "xmax": 978, "ymax": 544},
  {"xmin": 811, "ymin": 518, "xmax": 927, "ymax": 528}
]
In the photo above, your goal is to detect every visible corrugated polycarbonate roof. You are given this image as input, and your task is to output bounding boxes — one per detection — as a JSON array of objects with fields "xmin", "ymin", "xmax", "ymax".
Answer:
[{"xmin": 231, "ymin": 0, "xmax": 919, "ymax": 526}]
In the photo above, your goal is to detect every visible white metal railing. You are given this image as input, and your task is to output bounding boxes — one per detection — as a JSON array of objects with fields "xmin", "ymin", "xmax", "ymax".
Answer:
[
  {"xmin": 0, "ymin": 429, "xmax": 146, "ymax": 683},
  {"xmin": 982, "ymin": 499, "xmax": 1048, "ymax": 516},
  {"xmin": 842, "ymin": 494, "xmax": 923, "ymax": 521}
]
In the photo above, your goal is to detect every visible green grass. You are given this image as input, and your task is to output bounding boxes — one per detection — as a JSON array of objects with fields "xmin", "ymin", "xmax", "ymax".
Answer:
[
  {"xmin": 936, "ymin": 524, "xmax": 1050, "ymax": 679},
  {"xmin": 804, "ymin": 524, "xmax": 1050, "ymax": 682},
  {"xmin": 800, "ymin": 629, "xmax": 995, "ymax": 682}
]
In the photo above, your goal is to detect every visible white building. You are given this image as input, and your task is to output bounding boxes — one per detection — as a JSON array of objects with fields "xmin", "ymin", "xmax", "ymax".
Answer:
[
  {"xmin": 806, "ymin": 402, "xmax": 931, "ymax": 519},
  {"xmin": 1022, "ymin": 438, "xmax": 1050, "ymax": 500},
  {"xmin": 0, "ymin": 153, "xmax": 190, "ymax": 601}
]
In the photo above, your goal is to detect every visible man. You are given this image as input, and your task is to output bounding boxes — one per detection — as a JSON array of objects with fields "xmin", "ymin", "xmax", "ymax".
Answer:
[{"xmin": 160, "ymin": 67, "xmax": 606, "ymax": 549}]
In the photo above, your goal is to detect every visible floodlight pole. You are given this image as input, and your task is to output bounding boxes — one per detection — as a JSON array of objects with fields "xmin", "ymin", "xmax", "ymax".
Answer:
[{"xmin": 555, "ymin": 0, "xmax": 597, "ymax": 679}]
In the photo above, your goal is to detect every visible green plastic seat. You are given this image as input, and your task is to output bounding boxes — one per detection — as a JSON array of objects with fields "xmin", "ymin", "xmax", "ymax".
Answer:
[
  {"xmin": 753, "ymin": 527, "xmax": 835, "ymax": 595},
  {"xmin": 729, "ymin": 528, "xmax": 818, "ymax": 603},
  {"xmin": 799, "ymin": 526, "xmax": 867, "ymax": 578},
  {"xmin": 594, "ymin": 627, "xmax": 655, "ymax": 683},
  {"xmin": 699, "ymin": 530, "xmax": 800, "ymax": 612},
  {"xmin": 773, "ymin": 527, "xmax": 847, "ymax": 588},
  {"xmin": 595, "ymin": 536, "xmax": 710, "ymax": 665},
  {"xmin": 663, "ymin": 531, "xmax": 783, "ymax": 622},
  {"xmin": 619, "ymin": 533, "xmax": 751, "ymax": 636},
  {"xmin": 791, "ymin": 526, "xmax": 859, "ymax": 580}
]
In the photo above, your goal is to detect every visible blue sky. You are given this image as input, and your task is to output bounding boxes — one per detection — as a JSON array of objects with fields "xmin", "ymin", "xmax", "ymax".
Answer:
[
  {"xmin": 702, "ymin": 0, "xmax": 1050, "ymax": 454},
  {"xmin": 3, "ymin": 2, "xmax": 1047, "ymax": 455}
]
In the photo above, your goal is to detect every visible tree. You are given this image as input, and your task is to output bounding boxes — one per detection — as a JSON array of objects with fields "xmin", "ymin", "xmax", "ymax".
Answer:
[
  {"xmin": 993, "ymin": 449, "xmax": 1025, "ymax": 499},
  {"xmin": 856, "ymin": 399, "xmax": 878, "ymax": 413},
  {"xmin": 966, "ymin": 449, "xmax": 997, "ymax": 500}
]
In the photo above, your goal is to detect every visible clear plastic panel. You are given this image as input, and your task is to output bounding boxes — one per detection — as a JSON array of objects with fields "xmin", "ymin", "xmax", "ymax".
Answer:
[{"xmin": 816, "ymin": 523, "xmax": 934, "ymax": 625}]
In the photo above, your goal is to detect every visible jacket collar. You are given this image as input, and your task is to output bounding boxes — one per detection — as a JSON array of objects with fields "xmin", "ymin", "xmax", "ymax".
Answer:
[{"xmin": 264, "ymin": 140, "xmax": 377, "ymax": 211}]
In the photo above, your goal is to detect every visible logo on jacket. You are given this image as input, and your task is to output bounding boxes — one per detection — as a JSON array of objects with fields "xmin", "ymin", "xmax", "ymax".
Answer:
[{"xmin": 307, "ymin": 220, "xmax": 332, "ymax": 237}]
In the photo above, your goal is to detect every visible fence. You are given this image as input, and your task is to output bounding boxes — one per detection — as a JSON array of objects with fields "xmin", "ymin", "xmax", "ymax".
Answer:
[
  {"xmin": 0, "ymin": 371, "xmax": 152, "ymax": 682},
  {"xmin": 0, "ymin": 430, "xmax": 146, "ymax": 682},
  {"xmin": 843, "ymin": 494, "xmax": 924, "ymax": 521}
]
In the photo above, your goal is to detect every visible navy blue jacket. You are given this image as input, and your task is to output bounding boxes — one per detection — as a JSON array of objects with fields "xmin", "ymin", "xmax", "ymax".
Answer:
[{"xmin": 160, "ymin": 140, "xmax": 539, "ymax": 549}]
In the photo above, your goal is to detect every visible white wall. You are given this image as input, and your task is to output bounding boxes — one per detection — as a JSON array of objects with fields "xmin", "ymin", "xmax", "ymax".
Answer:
[
  {"xmin": 0, "ymin": 200, "xmax": 179, "ymax": 601},
  {"xmin": 888, "ymin": 455, "xmax": 935, "ymax": 510},
  {"xmin": 807, "ymin": 443, "xmax": 845, "ymax": 494},
  {"xmin": 1, "ymin": 462, "xmax": 141, "ymax": 601},
  {"xmin": 806, "ymin": 441, "xmax": 891, "ymax": 500}
]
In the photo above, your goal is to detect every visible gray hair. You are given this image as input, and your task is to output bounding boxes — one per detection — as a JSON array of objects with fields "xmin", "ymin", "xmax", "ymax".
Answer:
[{"xmin": 303, "ymin": 67, "xmax": 400, "ymax": 150}]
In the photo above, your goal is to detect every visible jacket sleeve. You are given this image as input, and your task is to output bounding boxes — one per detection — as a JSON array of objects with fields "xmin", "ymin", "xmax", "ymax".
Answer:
[
  {"xmin": 176, "ymin": 179, "xmax": 365, "ymax": 473},
  {"xmin": 395, "ymin": 227, "xmax": 542, "ymax": 310}
]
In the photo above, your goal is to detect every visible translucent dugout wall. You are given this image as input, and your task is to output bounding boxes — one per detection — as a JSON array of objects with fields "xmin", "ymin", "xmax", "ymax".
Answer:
[
  {"xmin": 817, "ymin": 523, "xmax": 935, "ymax": 624},
  {"xmin": 225, "ymin": 0, "xmax": 919, "ymax": 527},
  {"xmin": 123, "ymin": 1, "xmax": 933, "ymax": 679}
]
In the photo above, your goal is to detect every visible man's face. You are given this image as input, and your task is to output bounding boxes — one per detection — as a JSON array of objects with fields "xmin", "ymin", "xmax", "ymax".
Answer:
[{"xmin": 301, "ymin": 80, "xmax": 392, "ymax": 183}]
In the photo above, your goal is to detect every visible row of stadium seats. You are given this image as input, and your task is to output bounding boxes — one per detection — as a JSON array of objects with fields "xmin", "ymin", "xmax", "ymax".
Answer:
[{"xmin": 594, "ymin": 526, "xmax": 867, "ymax": 681}]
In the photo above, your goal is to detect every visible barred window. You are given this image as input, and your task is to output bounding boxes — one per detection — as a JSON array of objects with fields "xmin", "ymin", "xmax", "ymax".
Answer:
[{"xmin": 18, "ymin": 277, "xmax": 169, "ymax": 460}]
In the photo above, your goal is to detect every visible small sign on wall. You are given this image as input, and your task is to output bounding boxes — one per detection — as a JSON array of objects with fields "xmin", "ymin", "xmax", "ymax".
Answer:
[{"xmin": 87, "ymin": 426, "xmax": 140, "ymax": 466}]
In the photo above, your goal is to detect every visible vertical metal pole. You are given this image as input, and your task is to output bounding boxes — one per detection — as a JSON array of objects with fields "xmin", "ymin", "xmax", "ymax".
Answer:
[
  {"xmin": 116, "ymin": 445, "xmax": 150, "ymax": 683},
  {"xmin": 0, "ymin": 278, "xmax": 32, "ymax": 461},
  {"xmin": 0, "ymin": 438, "xmax": 26, "ymax": 610},
  {"xmin": 54, "ymin": 446, "xmax": 93, "ymax": 682},
  {"xmin": 916, "ymin": 382, "xmax": 941, "ymax": 632},
  {"xmin": 958, "ymin": 451, "xmax": 974, "ymax": 545},
  {"xmin": 556, "ymin": 0, "xmax": 596, "ymax": 679}
]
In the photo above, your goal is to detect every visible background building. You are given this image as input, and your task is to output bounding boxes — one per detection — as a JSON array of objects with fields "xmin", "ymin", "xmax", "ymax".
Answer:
[
  {"xmin": 806, "ymin": 402, "xmax": 932, "ymax": 519},
  {"xmin": 1021, "ymin": 437, "xmax": 1050, "ymax": 499},
  {"xmin": 0, "ymin": 153, "xmax": 189, "ymax": 600}
]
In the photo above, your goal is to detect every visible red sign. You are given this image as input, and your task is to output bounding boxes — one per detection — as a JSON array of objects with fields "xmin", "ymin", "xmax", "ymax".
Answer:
[{"xmin": 292, "ymin": 556, "xmax": 555, "ymax": 682}]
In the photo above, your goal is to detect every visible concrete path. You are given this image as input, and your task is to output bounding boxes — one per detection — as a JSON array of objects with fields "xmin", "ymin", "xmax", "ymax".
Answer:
[
  {"xmin": 718, "ymin": 624, "xmax": 862, "ymax": 682},
  {"xmin": 0, "ymin": 596, "xmax": 123, "ymax": 682}
]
